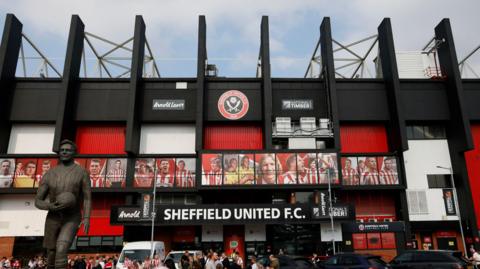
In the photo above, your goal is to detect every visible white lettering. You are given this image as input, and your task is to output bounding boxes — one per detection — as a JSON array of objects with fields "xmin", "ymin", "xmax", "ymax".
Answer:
[{"xmin": 164, "ymin": 209, "xmax": 171, "ymax": 220}]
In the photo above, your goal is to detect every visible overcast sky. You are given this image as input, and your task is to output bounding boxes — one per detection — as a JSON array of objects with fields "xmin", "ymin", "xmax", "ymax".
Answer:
[{"xmin": 0, "ymin": 0, "xmax": 479, "ymax": 78}]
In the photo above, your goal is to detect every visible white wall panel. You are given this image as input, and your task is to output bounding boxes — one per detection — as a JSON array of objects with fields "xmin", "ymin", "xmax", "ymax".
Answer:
[
  {"xmin": 202, "ymin": 225, "xmax": 223, "ymax": 242},
  {"xmin": 140, "ymin": 125, "xmax": 195, "ymax": 154},
  {"xmin": 8, "ymin": 124, "xmax": 55, "ymax": 154},
  {"xmin": 245, "ymin": 224, "xmax": 266, "ymax": 241},
  {"xmin": 0, "ymin": 195, "xmax": 48, "ymax": 236},
  {"xmin": 403, "ymin": 140, "xmax": 457, "ymax": 221}
]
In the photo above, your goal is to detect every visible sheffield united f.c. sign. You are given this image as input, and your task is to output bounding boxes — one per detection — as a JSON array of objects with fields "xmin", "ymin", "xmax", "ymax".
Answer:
[{"xmin": 218, "ymin": 90, "xmax": 249, "ymax": 120}]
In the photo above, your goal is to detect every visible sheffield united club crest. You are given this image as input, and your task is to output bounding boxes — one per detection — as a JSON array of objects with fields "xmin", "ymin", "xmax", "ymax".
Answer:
[{"xmin": 218, "ymin": 90, "xmax": 249, "ymax": 120}]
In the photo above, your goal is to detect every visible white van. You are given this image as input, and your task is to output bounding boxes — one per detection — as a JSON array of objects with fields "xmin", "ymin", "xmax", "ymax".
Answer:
[{"xmin": 116, "ymin": 241, "xmax": 165, "ymax": 269}]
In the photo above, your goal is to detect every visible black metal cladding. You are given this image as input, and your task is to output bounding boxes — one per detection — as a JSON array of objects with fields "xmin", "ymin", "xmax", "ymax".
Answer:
[
  {"xmin": 53, "ymin": 15, "xmax": 84, "ymax": 152},
  {"xmin": 0, "ymin": 14, "xmax": 22, "ymax": 153}
]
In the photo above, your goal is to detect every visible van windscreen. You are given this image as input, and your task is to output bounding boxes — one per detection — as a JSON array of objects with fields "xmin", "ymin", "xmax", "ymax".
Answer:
[{"xmin": 119, "ymin": 250, "xmax": 151, "ymax": 263}]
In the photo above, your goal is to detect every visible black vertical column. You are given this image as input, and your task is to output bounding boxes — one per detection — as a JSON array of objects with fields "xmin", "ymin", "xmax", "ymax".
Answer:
[
  {"xmin": 435, "ymin": 19, "xmax": 479, "ymax": 250},
  {"xmin": 125, "ymin": 16, "xmax": 146, "ymax": 189},
  {"xmin": 125, "ymin": 15, "xmax": 146, "ymax": 155},
  {"xmin": 319, "ymin": 17, "xmax": 341, "ymax": 150},
  {"xmin": 53, "ymin": 15, "xmax": 84, "ymax": 152},
  {"xmin": 260, "ymin": 16, "xmax": 273, "ymax": 150},
  {"xmin": 195, "ymin": 16, "xmax": 207, "ymax": 187},
  {"xmin": 0, "ymin": 14, "xmax": 22, "ymax": 153},
  {"xmin": 378, "ymin": 18, "xmax": 411, "ymax": 250},
  {"xmin": 195, "ymin": 16, "xmax": 206, "ymax": 152},
  {"xmin": 377, "ymin": 18, "xmax": 408, "ymax": 152}
]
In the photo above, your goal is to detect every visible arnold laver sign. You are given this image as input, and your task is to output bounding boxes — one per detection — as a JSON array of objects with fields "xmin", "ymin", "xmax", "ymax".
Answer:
[
  {"xmin": 152, "ymin": 99, "xmax": 185, "ymax": 110},
  {"xmin": 117, "ymin": 207, "xmax": 142, "ymax": 221},
  {"xmin": 282, "ymin": 99, "xmax": 313, "ymax": 110}
]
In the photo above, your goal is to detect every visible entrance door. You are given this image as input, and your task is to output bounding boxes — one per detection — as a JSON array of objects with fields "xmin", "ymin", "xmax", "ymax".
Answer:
[
  {"xmin": 224, "ymin": 226, "xmax": 245, "ymax": 264},
  {"xmin": 437, "ymin": 237, "xmax": 458, "ymax": 251}
]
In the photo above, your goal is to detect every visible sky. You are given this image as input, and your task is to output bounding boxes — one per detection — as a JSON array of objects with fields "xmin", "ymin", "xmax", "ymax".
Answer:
[{"xmin": 0, "ymin": 0, "xmax": 479, "ymax": 78}]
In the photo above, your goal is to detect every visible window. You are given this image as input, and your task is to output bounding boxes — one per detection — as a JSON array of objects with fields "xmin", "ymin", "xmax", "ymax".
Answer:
[
  {"xmin": 393, "ymin": 253, "xmax": 414, "ymax": 263},
  {"xmin": 340, "ymin": 256, "xmax": 361, "ymax": 265},
  {"xmin": 427, "ymin": 175, "xmax": 452, "ymax": 188},
  {"xmin": 406, "ymin": 125, "xmax": 446, "ymax": 140},
  {"xmin": 407, "ymin": 190, "xmax": 428, "ymax": 214}
]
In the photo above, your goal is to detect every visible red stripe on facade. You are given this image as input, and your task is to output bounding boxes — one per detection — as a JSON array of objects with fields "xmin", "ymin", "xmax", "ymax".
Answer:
[
  {"xmin": 464, "ymin": 124, "xmax": 480, "ymax": 228},
  {"xmin": 77, "ymin": 195, "xmax": 124, "ymax": 236},
  {"xmin": 204, "ymin": 125, "xmax": 263, "ymax": 150},
  {"xmin": 76, "ymin": 125, "xmax": 126, "ymax": 154},
  {"xmin": 340, "ymin": 124, "xmax": 389, "ymax": 153}
]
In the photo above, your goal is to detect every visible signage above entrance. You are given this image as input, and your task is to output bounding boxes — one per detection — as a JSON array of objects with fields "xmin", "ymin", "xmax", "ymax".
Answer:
[
  {"xmin": 218, "ymin": 90, "xmax": 249, "ymax": 120},
  {"xmin": 111, "ymin": 203, "xmax": 353, "ymax": 225}
]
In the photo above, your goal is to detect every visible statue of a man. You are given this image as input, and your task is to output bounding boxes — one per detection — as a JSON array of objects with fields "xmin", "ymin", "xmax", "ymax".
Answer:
[{"xmin": 35, "ymin": 140, "xmax": 91, "ymax": 269}]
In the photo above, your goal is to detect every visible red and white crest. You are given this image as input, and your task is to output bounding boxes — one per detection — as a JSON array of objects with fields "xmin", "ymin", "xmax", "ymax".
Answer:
[{"xmin": 218, "ymin": 90, "xmax": 249, "ymax": 120}]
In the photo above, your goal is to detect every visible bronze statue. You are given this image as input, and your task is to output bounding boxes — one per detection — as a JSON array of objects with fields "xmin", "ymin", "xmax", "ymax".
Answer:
[{"xmin": 35, "ymin": 140, "xmax": 91, "ymax": 269}]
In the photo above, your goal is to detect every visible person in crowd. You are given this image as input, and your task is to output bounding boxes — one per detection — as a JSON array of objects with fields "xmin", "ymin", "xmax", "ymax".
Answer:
[
  {"xmin": 11, "ymin": 258, "xmax": 20, "ymax": 269},
  {"xmin": 86, "ymin": 257, "xmax": 93, "ymax": 269},
  {"xmin": 234, "ymin": 252, "xmax": 243, "ymax": 269},
  {"xmin": 180, "ymin": 251, "xmax": 190, "ymax": 269},
  {"xmin": 268, "ymin": 255, "xmax": 278, "ymax": 269},
  {"xmin": 470, "ymin": 247, "xmax": 480, "ymax": 269},
  {"xmin": 74, "ymin": 256, "xmax": 87, "ymax": 269},
  {"xmin": 191, "ymin": 255, "xmax": 202, "ymax": 269},
  {"xmin": 104, "ymin": 258, "xmax": 113, "ymax": 269},
  {"xmin": 256, "ymin": 154, "xmax": 279, "ymax": 185},
  {"xmin": 311, "ymin": 253, "xmax": 321, "ymax": 267},
  {"xmin": 220, "ymin": 253, "xmax": 230, "ymax": 269},
  {"xmin": 28, "ymin": 257, "xmax": 36, "ymax": 269},
  {"xmin": 164, "ymin": 259, "xmax": 175, "ymax": 269},
  {"xmin": 205, "ymin": 252, "xmax": 219, "ymax": 269}
]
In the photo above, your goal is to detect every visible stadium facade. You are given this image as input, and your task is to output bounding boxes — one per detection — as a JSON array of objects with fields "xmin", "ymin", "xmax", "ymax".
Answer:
[{"xmin": 0, "ymin": 14, "xmax": 479, "ymax": 262}]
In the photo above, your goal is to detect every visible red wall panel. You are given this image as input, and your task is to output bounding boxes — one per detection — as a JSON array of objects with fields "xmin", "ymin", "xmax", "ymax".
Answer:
[
  {"xmin": 204, "ymin": 125, "xmax": 263, "ymax": 150},
  {"xmin": 342, "ymin": 191, "xmax": 396, "ymax": 220},
  {"xmin": 340, "ymin": 124, "xmax": 389, "ymax": 153},
  {"xmin": 76, "ymin": 125, "xmax": 126, "ymax": 154},
  {"xmin": 464, "ymin": 124, "xmax": 480, "ymax": 227},
  {"xmin": 77, "ymin": 195, "xmax": 124, "ymax": 236}
]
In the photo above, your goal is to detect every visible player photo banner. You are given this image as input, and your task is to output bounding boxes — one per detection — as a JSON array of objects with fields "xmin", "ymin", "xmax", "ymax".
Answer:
[
  {"xmin": 106, "ymin": 158, "xmax": 127, "ymax": 188},
  {"xmin": 13, "ymin": 158, "xmax": 37, "ymax": 188},
  {"xmin": 201, "ymin": 152, "xmax": 339, "ymax": 187},
  {"xmin": 35, "ymin": 159, "xmax": 57, "ymax": 188},
  {"xmin": 341, "ymin": 156, "xmax": 399, "ymax": 186},
  {"xmin": 175, "ymin": 158, "xmax": 196, "ymax": 188},
  {"xmin": 0, "ymin": 158, "xmax": 15, "ymax": 188},
  {"xmin": 86, "ymin": 158, "xmax": 107, "ymax": 188}
]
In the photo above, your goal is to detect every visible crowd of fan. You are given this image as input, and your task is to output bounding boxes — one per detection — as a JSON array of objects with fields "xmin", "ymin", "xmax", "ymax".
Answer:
[
  {"xmin": 0, "ymin": 255, "xmax": 119, "ymax": 269},
  {"xmin": 0, "ymin": 251, "xmax": 281, "ymax": 269}
]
